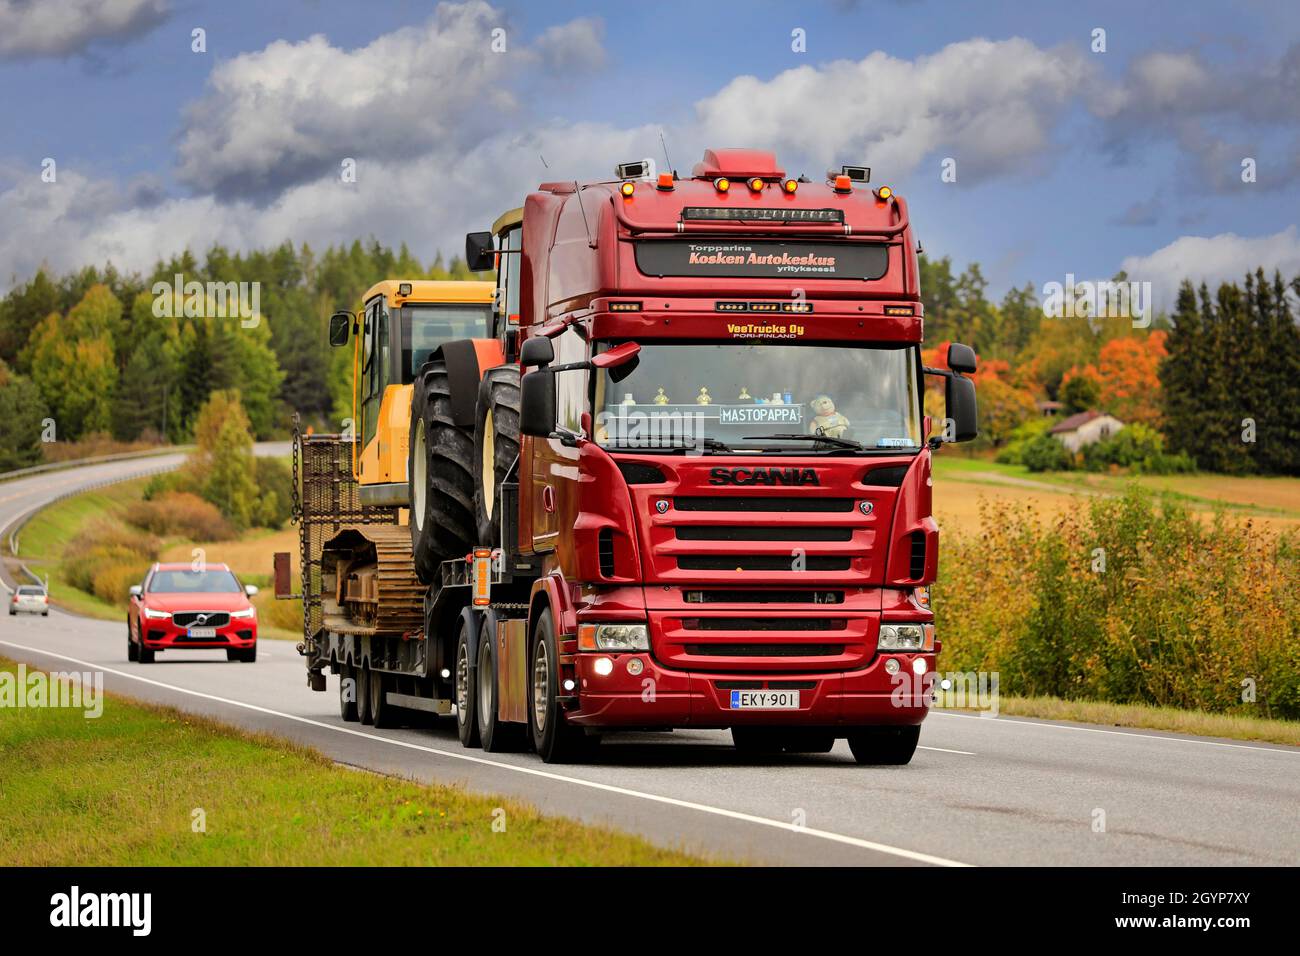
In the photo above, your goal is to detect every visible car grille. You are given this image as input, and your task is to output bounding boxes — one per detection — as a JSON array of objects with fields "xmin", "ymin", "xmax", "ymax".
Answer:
[{"xmin": 172, "ymin": 611, "xmax": 230, "ymax": 628}]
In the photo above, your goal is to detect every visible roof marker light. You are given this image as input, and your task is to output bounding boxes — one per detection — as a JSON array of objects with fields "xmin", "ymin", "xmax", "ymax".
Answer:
[
  {"xmin": 747, "ymin": 177, "xmax": 764, "ymax": 192},
  {"xmin": 713, "ymin": 177, "xmax": 730, "ymax": 193},
  {"xmin": 876, "ymin": 185, "xmax": 893, "ymax": 201},
  {"xmin": 620, "ymin": 181, "xmax": 635, "ymax": 197},
  {"xmin": 783, "ymin": 179, "xmax": 798, "ymax": 194},
  {"xmin": 833, "ymin": 175, "xmax": 852, "ymax": 194}
]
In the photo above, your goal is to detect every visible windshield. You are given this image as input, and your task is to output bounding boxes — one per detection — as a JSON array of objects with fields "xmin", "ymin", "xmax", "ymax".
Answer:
[
  {"xmin": 149, "ymin": 570, "xmax": 242, "ymax": 594},
  {"xmin": 594, "ymin": 342, "xmax": 922, "ymax": 453},
  {"xmin": 16, "ymin": 586, "xmax": 44, "ymax": 595},
  {"xmin": 402, "ymin": 304, "xmax": 492, "ymax": 379}
]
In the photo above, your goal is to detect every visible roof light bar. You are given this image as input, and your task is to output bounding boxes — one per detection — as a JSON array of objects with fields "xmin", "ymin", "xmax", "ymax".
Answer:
[{"xmin": 681, "ymin": 206, "xmax": 844, "ymax": 223}]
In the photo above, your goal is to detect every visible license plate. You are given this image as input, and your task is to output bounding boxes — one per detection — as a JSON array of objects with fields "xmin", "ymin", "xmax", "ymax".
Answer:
[
  {"xmin": 730, "ymin": 690, "xmax": 800, "ymax": 710},
  {"xmin": 188, "ymin": 627, "xmax": 217, "ymax": 638}
]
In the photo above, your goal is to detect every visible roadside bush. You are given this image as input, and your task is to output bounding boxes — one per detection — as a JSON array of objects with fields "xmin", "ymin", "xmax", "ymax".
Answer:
[
  {"xmin": 1021, "ymin": 433, "xmax": 1074, "ymax": 472},
  {"xmin": 252, "ymin": 457, "xmax": 293, "ymax": 529},
  {"xmin": 142, "ymin": 470, "xmax": 199, "ymax": 501},
  {"xmin": 937, "ymin": 485, "xmax": 1300, "ymax": 720},
  {"xmin": 994, "ymin": 417, "xmax": 1053, "ymax": 466},
  {"xmin": 124, "ymin": 492, "xmax": 235, "ymax": 541},
  {"xmin": 1081, "ymin": 423, "xmax": 1195, "ymax": 475},
  {"xmin": 63, "ymin": 520, "xmax": 159, "ymax": 606}
]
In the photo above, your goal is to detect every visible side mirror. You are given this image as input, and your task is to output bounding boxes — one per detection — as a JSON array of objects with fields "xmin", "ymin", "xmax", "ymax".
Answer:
[
  {"xmin": 329, "ymin": 311, "xmax": 353, "ymax": 347},
  {"xmin": 945, "ymin": 373, "xmax": 979, "ymax": 442},
  {"xmin": 519, "ymin": 370, "xmax": 557, "ymax": 437},
  {"xmin": 244, "ymin": 584, "xmax": 260, "ymax": 597},
  {"xmin": 592, "ymin": 341, "xmax": 641, "ymax": 384},
  {"xmin": 129, "ymin": 585, "xmax": 142, "ymax": 598},
  {"xmin": 465, "ymin": 231, "xmax": 495, "ymax": 273},
  {"xmin": 947, "ymin": 342, "xmax": 977, "ymax": 375},
  {"xmin": 519, "ymin": 335, "xmax": 555, "ymax": 369}
]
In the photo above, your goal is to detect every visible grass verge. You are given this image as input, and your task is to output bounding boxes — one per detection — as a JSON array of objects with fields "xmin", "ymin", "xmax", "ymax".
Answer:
[
  {"xmin": 936, "ymin": 692, "xmax": 1300, "ymax": 747},
  {"xmin": 0, "ymin": 658, "xmax": 713, "ymax": 866}
]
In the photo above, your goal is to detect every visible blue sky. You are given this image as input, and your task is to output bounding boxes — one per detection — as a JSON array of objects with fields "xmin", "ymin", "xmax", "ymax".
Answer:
[{"xmin": 2, "ymin": 0, "xmax": 1298, "ymax": 308}]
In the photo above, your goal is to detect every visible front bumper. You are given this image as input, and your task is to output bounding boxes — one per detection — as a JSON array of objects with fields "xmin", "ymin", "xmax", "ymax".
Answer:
[
  {"xmin": 140, "ymin": 618, "xmax": 257, "ymax": 650},
  {"xmin": 568, "ymin": 649, "xmax": 936, "ymax": 729}
]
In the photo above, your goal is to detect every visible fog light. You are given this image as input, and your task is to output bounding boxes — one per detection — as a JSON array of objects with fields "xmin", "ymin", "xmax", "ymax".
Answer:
[
  {"xmin": 913, "ymin": 658, "xmax": 927, "ymax": 675},
  {"xmin": 626, "ymin": 658, "xmax": 644, "ymax": 676},
  {"xmin": 440, "ymin": 668, "xmax": 451, "ymax": 679},
  {"xmin": 593, "ymin": 657, "xmax": 613, "ymax": 676},
  {"xmin": 563, "ymin": 679, "xmax": 575, "ymax": 692},
  {"xmin": 884, "ymin": 658, "xmax": 900, "ymax": 675}
]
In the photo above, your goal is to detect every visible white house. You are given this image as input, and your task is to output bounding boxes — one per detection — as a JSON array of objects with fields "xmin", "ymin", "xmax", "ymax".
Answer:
[{"xmin": 1049, "ymin": 410, "xmax": 1124, "ymax": 453}]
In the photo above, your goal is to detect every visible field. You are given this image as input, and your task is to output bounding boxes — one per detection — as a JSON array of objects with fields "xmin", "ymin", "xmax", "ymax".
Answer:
[
  {"xmin": 0, "ymin": 659, "xmax": 710, "ymax": 866},
  {"xmin": 932, "ymin": 453, "xmax": 1300, "ymax": 533}
]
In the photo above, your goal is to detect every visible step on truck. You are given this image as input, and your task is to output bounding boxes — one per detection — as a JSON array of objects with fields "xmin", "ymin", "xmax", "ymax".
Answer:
[{"xmin": 281, "ymin": 149, "xmax": 979, "ymax": 764}]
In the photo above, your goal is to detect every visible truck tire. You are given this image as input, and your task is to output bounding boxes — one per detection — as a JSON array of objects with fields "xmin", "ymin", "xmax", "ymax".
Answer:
[
  {"xmin": 473, "ymin": 366, "xmax": 521, "ymax": 547},
  {"xmin": 476, "ymin": 616, "xmax": 526, "ymax": 752},
  {"xmin": 357, "ymin": 661, "xmax": 374, "ymax": 725},
  {"xmin": 528, "ymin": 609, "xmax": 596, "ymax": 764},
  {"xmin": 370, "ymin": 667, "xmax": 395, "ymax": 728},
  {"xmin": 409, "ymin": 359, "xmax": 476, "ymax": 583},
  {"xmin": 846, "ymin": 725, "xmax": 921, "ymax": 765},
  {"xmin": 454, "ymin": 618, "xmax": 481, "ymax": 748},
  {"xmin": 338, "ymin": 663, "xmax": 359, "ymax": 722}
]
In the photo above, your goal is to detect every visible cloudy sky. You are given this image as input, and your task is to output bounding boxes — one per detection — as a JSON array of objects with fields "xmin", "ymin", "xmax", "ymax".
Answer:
[{"xmin": 1, "ymin": 0, "xmax": 1298, "ymax": 309}]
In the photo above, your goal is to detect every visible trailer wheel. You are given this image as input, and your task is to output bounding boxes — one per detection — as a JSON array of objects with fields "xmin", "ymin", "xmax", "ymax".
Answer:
[
  {"xmin": 409, "ymin": 359, "xmax": 476, "ymax": 583},
  {"xmin": 370, "ymin": 667, "xmax": 395, "ymax": 728},
  {"xmin": 357, "ymin": 661, "xmax": 374, "ymax": 725},
  {"xmin": 454, "ymin": 619, "xmax": 481, "ymax": 748},
  {"xmin": 529, "ymin": 609, "xmax": 595, "ymax": 764},
  {"xmin": 477, "ymin": 617, "xmax": 527, "ymax": 752},
  {"xmin": 338, "ymin": 663, "xmax": 359, "ymax": 722},
  {"xmin": 846, "ymin": 725, "xmax": 921, "ymax": 765},
  {"xmin": 473, "ymin": 366, "xmax": 521, "ymax": 546}
]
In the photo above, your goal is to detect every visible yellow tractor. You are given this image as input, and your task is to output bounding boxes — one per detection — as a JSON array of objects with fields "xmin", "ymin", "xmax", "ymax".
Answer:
[{"xmin": 313, "ymin": 279, "xmax": 496, "ymax": 636}]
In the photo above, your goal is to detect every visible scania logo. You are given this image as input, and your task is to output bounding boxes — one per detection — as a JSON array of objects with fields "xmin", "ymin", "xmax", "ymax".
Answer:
[{"xmin": 708, "ymin": 467, "xmax": 821, "ymax": 486}]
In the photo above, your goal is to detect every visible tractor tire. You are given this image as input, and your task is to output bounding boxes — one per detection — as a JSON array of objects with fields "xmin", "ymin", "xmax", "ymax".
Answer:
[
  {"xmin": 473, "ymin": 366, "xmax": 521, "ymax": 547},
  {"xmin": 409, "ymin": 359, "xmax": 476, "ymax": 583}
]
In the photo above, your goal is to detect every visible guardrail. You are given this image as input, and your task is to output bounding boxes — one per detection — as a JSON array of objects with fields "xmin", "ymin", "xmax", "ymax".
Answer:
[{"xmin": 0, "ymin": 446, "xmax": 193, "ymax": 484}]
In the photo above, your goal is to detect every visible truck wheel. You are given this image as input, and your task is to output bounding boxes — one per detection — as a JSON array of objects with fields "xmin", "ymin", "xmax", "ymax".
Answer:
[
  {"xmin": 473, "ymin": 366, "xmax": 521, "ymax": 546},
  {"xmin": 528, "ymin": 609, "xmax": 595, "ymax": 764},
  {"xmin": 357, "ymin": 661, "xmax": 374, "ymax": 725},
  {"xmin": 370, "ymin": 667, "xmax": 395, "ymax": 728},
  {"xmin": 454, "ymin": 618, "xmax": 482, "ymax": 747},
  {"xmin": 338, "ymin": 663, "xmax": 359, "ymax": 722},
  {"xmin": 477, "ymin": 616, "xmax": 526, "ymax": 752},
  {"xmin": 409, "ymin": 359, "xmax": 476, "ymax": 583},
  {"xmin": 127, "ymin": 620, "xmax": 139, "ymax": 662},
  {"xmin": 846, "ymin": 725, "xmax": 921, "ymax": 765}
]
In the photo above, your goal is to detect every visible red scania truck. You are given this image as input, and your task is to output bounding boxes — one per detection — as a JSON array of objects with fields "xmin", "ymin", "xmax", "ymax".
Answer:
[{"xmin": 293, "ymin": 148, "xmax": 978, "ymax": 765}]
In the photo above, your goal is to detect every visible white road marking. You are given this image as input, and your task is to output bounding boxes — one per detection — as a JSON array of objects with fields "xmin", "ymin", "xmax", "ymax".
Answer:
[
  {"xmin": 918, "ymin": 745, "xmax": 975, "ymax": 755},
  {"xmin": 932, "ymin": 710, "xmax": 1298, "ymax": 755},
  {"xmin": 0, "ymin": 639, "xmax": 973, "ymax": 868}
]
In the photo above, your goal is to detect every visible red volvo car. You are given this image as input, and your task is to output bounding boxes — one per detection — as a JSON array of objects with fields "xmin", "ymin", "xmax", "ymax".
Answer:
[{"xmin": 127, "ymin": 563, "xmax": 259, "ymax": 663}]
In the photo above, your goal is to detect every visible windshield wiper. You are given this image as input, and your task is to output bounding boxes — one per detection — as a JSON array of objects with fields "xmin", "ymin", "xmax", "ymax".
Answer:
[
  {"xmin": 605, "ymin": 437, "xmax": 734, "ymax": 454},
  {"xmin": 740, "ymin": 433, "xmax": 866, "ymax": 451}
]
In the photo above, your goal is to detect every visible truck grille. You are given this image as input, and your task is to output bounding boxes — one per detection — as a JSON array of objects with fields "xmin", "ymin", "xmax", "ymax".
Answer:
[
  {"xmin": 680, "ymin": 617, "xmax": 847, "ymax": 631},
  {"xmin": 674, "ymin": 496, "xmax": 855, "ymax": 512},
  {"xmin": 675, "ymin": 525, "xmax": 851, "ymax": 542},
  {"xmin": 684, "ymin": 643, "xmax": 844, "ymax": 657},
  {"xmin": 683, "ymin": 589, "xmax": 845, "ymax": 604},
  {"xmin": 677, "ymin": 555, "xmax": 851, "ymax": 572}
]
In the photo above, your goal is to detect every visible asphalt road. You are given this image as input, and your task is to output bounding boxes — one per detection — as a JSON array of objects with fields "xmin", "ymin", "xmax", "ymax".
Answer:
[{"xmin": 2, "ymin": 451, "xmax": 1297, "ymax": 866}]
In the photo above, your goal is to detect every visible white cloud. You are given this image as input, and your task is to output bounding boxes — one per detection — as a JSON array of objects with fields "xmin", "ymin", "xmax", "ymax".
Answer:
[
  {"xmin": 1121, "ymin": 226, "xmax": 1300, "ymax": 309},
  {"xmin": 0, "ymin": 0, "xmax": 168, "ymax": 58},
  {"xmin": 692, "ymin": 38, "xmax": 1096, "ymax": 183},
  {"xmin": 175, "ymin": 1, "xmax": 605, "ymax": 199}
]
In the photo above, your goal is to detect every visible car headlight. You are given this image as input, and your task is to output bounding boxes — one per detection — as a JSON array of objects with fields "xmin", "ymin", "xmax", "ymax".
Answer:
[
  {"xmin": 878, "ymin": 622, "xmax": 934, "ymax": 652},
  {"xmin": 143, "ymin": 607, "xmax": 171, "ymax": 620},
  {"xmin": 577, "ymin": 623, "xmax": 650, "ymax": 652},
  {"xmin": 230, "ymin": 607, "xmax": 256, "ymax": 619}
]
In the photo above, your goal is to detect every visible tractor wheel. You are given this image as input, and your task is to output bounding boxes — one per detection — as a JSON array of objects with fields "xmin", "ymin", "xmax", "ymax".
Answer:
[
  {"xmin": 409, "ymin": 359, "xmax": 476, "ymax": 582},
  {"xmin": 473, "ymin": 366, "xmax": 521, "ymax": 547}
]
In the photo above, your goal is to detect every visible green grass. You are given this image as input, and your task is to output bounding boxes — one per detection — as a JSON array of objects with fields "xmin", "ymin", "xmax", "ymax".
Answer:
[
  {"xmin": 936, "ymin": 692, "xmax": 1300, "ymax": 747},
  {"xmin": 0, "ymin": 659, "xmax": 714, "ymax": 866}
]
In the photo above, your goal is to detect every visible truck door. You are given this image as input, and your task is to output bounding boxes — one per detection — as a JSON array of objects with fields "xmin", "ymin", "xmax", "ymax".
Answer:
[
  {"xmin": 530, "ymin": 324, "xmax": 586, "ymax": 552},
  {"xmin": 358, "ymin": 297, "xmax": 391, "ymax": 480}
]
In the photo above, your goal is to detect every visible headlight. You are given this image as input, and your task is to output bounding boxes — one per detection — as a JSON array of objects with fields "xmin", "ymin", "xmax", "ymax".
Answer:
[
  {"xmin": 578, "ymin": 623, "xmax": 650, "ymax": 652},
  {"xmin": 878, "ymin": 622, "xmax": 934, "ymax": 651},
  {"xmin": 143, "ymin": 607, "xmax": 171, "ymax": 620},
  {"xmin": 230, "ymin": 607, "xmax": 256, "ymax": 619}
]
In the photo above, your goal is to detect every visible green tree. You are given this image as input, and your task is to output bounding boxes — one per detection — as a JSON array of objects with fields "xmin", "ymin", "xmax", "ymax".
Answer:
[
  {"xmin": 188, "ymin": 391, "xmax": 259, "ymax": 528},
  {"xmin": 0, "ymin": 361, "xmax": 50, "ymax": 470}
]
